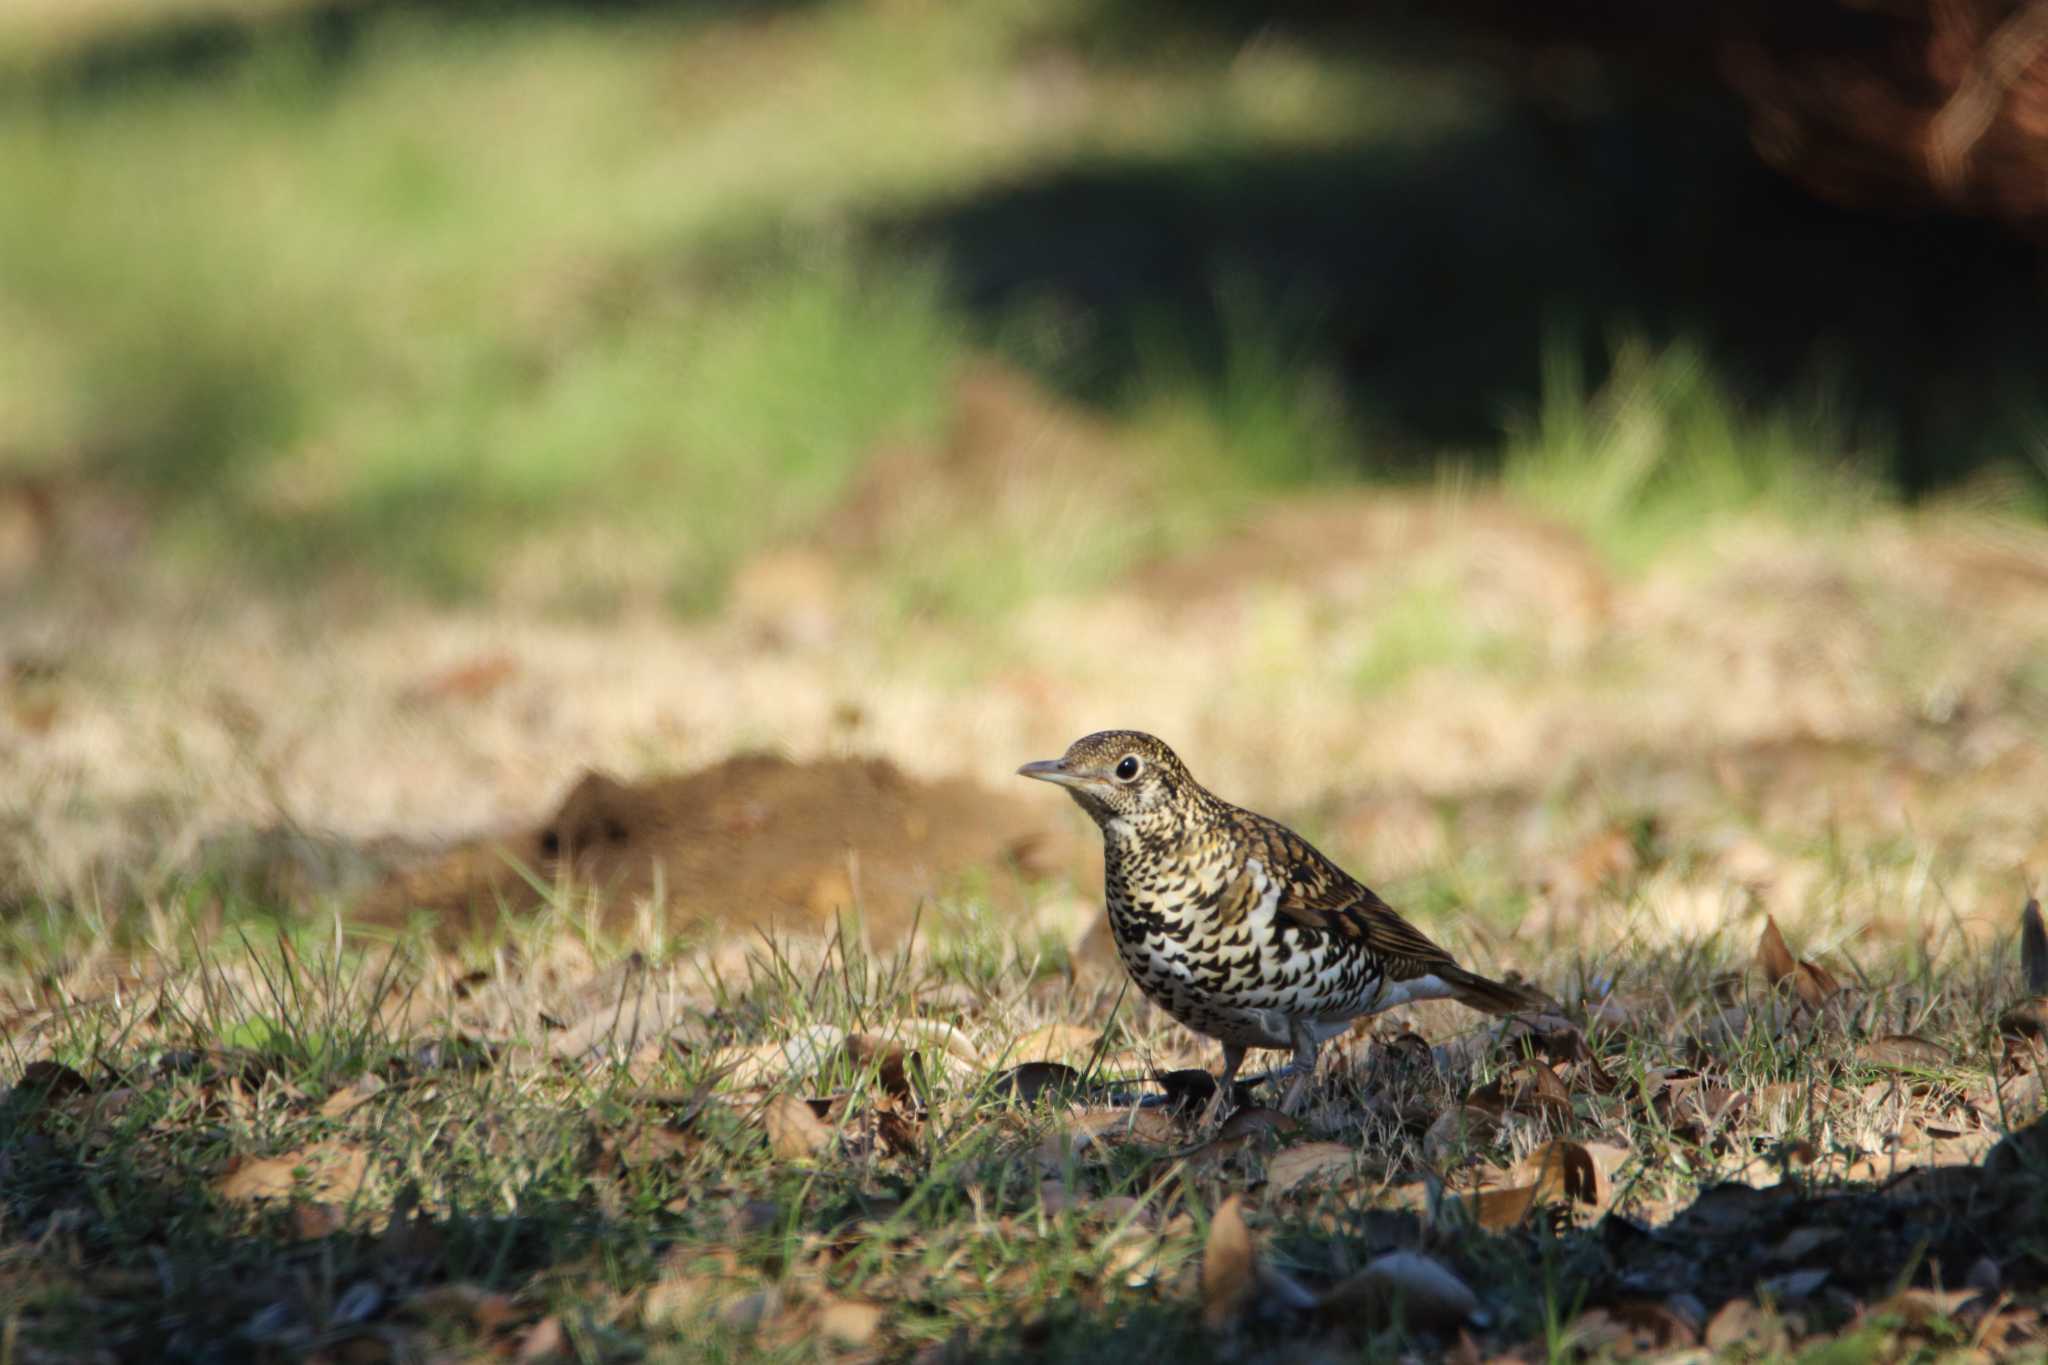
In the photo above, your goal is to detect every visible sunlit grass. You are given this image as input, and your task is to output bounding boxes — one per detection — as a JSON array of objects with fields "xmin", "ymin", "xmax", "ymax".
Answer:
[{"xmin": 1502, "ymin": 337, "xmax": 1886, "ymax": 568}]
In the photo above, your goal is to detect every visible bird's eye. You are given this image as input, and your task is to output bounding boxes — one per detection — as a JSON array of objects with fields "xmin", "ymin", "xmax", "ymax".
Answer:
[{"xmin": 1115, "ymin": 755, "xmax": 1141, "ymax": 781}]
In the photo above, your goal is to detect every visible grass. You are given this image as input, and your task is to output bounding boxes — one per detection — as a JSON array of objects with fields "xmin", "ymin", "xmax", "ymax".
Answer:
[
  {"xmin": 6, "ymin": 4, "xmax": 2048, "ymax": 1356},
  {"xmin": 4, "ymin": 0, "xmax": 1993, "ymax": 622},
  {"xmin": 3, "ymin": 875, "xmax": 2045, "ymax": 1361},
  {"xmin": 0, "ymin": 0, "xmax": 1419, "ymax": 613},
  {"xmin": 1502, "ymin": 337, "xmax": 1884, "ymax": 570}
]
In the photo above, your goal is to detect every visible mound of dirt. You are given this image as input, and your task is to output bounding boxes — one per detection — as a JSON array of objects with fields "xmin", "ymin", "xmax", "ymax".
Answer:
[{"xmin": 356, "ymin": 752, "xmax": 1089, "ymax": 944}]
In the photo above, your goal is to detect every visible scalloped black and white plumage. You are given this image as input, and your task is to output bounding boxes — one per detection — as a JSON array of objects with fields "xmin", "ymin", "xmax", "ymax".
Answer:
[{"xmin": 1019, "ymin": 729, "xmax": 1546, "ymax": 1112}]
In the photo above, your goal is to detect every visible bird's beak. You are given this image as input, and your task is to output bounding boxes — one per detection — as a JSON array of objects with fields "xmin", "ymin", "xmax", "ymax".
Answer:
[{"xmin": 1016, "ymin": 758, "xmax": 1090, "ymax": 789}]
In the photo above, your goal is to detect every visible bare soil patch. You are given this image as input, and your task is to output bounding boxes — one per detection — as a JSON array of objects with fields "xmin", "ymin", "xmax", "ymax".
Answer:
[{"xmin": 355, "ymin": 751, "xmax": 1089, "ymax": 943}]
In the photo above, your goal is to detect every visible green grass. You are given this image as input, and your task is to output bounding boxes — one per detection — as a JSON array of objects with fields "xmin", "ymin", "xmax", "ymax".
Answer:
[
  {"xmin": 1502, "ymin": 337, "xmax": 1884, "ymax": 569},
  {"xmin": 2, "ymin": 0, "xmax": 1963, "ymax": 622},
  {"xmin": 2, "ymin": 0, "xmax": 1407, "ymax": 612}
]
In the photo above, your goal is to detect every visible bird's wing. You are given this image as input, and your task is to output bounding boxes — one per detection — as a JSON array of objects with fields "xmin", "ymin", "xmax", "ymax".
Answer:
[{"xmin": 1241, "ymin": 814, "xmax": 1463, "ymax": 981}]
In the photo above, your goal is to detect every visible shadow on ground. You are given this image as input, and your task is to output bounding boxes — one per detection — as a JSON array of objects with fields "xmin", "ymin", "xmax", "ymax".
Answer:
[
  {"xmin": 884, "ymin": 89, "xmax": 2048, "ymax": 495},
  {"xmin": 6, "ymin": 1048, "xmax": 2045, "ymax": 1361}
]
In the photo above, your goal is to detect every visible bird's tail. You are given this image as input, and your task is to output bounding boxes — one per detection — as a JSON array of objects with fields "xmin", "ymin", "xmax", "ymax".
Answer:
[{"xmin": 1444, "ymin": 966, "xmax": 1552, "ymax": 1017}]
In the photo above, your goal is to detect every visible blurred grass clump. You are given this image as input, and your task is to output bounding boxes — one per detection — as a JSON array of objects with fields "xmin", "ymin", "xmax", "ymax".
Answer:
[
  {"xmin": 1503, "ymin": 338, "xmax": 1883, "ymax": 568},
  {"xmin": 2, "ymin": 0, "xmax": 2042, "ymax": 616}
]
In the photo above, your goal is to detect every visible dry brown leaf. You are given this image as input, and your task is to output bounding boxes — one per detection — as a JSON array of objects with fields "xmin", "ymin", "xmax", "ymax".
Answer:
[
  {"xmin": 1201, "ymin": 1194, "xmax": 1256, "ymax": 1331},
  {"xmin": 1321, "ymin": 1250, "xmax": 1478, "ymax": 1331},
  {"xmin": 216, "ymin": 1141, "xmax": 370, "ymax": 1206},
  {"xmin": 818, "ymin": 1298, "xmax": 884, "ymax": 1348},
  {"xmin": 1217, "ymin": 1106, "xmax": 1302, "ymax": 1144},
  {"xmin": 1998, "ymin": 1068, "xmax": 2045, "ymax": 1120},
  {"xmin": 1266, "ymin": 1141, "xmax": 1356, "ymax": 1194},
  {"xmin": 401, "ymin": 1284, "xmax": 518, "ymax": 1334},
  {"xmin": 1516, "ymin": 1138, "xmax": 1606, "ymax": 1209},
  {"xmin": 1423, "ymin": 1105, "xmax": 1501, "ymax": 1163},
  {"xmin": 761, "ymin": 1094, "xmax": 832, "ymax": 1161},
  {"xmin": 289, "ymin": 1202, "xmax": 346, "ymax": 1240},
  {"xmin": 845, "ymin": 1035, "xmax": 916, "ymax": 1102},
  {"xmin": 1704, "ymin": 1298, "xmax": 1787, "ymax": 1354},
  {"xmin": 1056, "ymin": 1106, "xmax": 1177, "ymax": 1152},
  {"xmin": 893, "ymin": 1018, "xmax": 983, "ymax": 1066},
  {"xmin": 1756, "ymin": 915, "xmax": 1800, "ymax": 984},
  {"xmin": 1754, "ymin": 915, "xmax": 1840, "ymax": 1009},
  {"xmin": 319, "ymin": 1073, "xmax": 386, "ymax": 1120},
  {"xmin": 1010, "ymin": 1024, "xmax": 1102, "ymax": 1062},
  {"xmin": 1572, "ymin": 1300, "xmax": 1701, "ymax": 1356},
  {"xmin": 1472, "ymin": 1061, "xmax": 1574, "ymax": 1122},
  {"xmin": 515, "ymin": 1313, "xmax": 567, "ymax": 1362},
  {"xmin": 1440, "ymin": 1181, "xmax": 1545, "ymax": 1231}
]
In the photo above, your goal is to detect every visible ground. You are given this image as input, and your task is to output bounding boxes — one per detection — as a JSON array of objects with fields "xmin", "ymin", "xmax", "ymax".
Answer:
[{"xmin": 6, "ymin": 1, "xmax": 2048, "ymax": 1361}]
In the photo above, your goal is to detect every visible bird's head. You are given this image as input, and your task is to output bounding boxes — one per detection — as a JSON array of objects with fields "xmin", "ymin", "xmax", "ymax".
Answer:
[{"xmin": 1016, "ymin": 730, "xmax": 1205, "ymax": 831}]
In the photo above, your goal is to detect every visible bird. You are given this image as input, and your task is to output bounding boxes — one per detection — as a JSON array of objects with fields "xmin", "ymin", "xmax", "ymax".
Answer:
[{"xmin": 1018, "ymin": 730, "xmax": 1546, "ymax": 1115}]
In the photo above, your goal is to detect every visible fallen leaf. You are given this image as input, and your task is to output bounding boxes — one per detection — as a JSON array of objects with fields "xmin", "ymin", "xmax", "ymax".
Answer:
[
  {"xmin": 1010, "ymin": 1024, "xmax": 1102, "ymax": 1062},
  {"xmin": 1859, "ymin": 1287, "xmax": 1976, "ymax": 1329},
  {"xmin": 319, "ymin": 1073, "xmax": 386, "ymax": 1120},
  {"xmin": 1321, "ymin": 1251, "xmax": 1478, "ymax": 1331},
  {"xmin": 1438, "ymin": 1182, "xmax": 1546, "ymax": 1232},
  {"xmin": 1217, "ymin": 1106, "xmax": 1302, "ymax": 1144},
  {"xmin": 1998, "ymin": 1069, "xmax": 2045, "ymax": 1120},
  {"xmin": 893, "ymin": 1018, "xmax": 983, "ymax": 1066},
  {"xmin": 515, "ymin": 1313, "xmax": 567, "ymax": 1361},
  {"xmin": 818, "ymin": 1298, "xmax": 883, "ymax": 1348},
  {"xmin": 761, "ymin": 1094, "xmax": 832, "ymax": 1160},
  {"xmin": 1516, "ymin": 1138, "xmax": 1606, "ymax": 1208},
  {"xmin": 289, "ymin": 1202, "xmax": 346, "ymax": 1240},
  {"xmin": 1423, "ymin": 1105, "xmax": 1501, "ymax": 1163},
  {"xmin": 845, "ymin": 1035, "xmax": 916, "ymax": 1102},
  {"xmin": 1572, "ymin": 1300, "xmax": 1700, "ymax": 1356},
  {"xmin": 1755, "ymin": 915, "xmax": 1839, "ymax": 1009},
  {"xmin": 1756, "ymin": 915, "xmax": 1799, "ymax": 984},
  {"xmin": 216, "ymin": 1141, "xmax": 370, "ymax": 1206},
  {"xmin": 1703, "ymin": 1298, "xmax": 1786, "ymax": 1354},
  {"xmin": 401, "ymin": 1284, "xmax": 518, "ymax": 1334},
  {"xmin": 1201, "ymin": 1195, "xmax": 1256, "ymax": 1330},
  {"xmin": 608, "ymin": 1122, "xmax": 694, "ymax": 1168},
  {"xmin": 1044, "ymin": 1106, "xmax": 1177, "ymax": 1161},
  {"xmin": 1471, "ymin": 1061, "xmax": 1573, "ymax": 1122},
  {"xmin": 1266, "ymin": 1141, "xmax": 1356, "ymax": 1194}
]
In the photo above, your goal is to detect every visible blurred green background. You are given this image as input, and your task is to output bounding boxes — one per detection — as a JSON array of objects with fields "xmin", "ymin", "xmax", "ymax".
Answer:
[{"xmin": 2, "ymin": 0, "xmax": 2045, "ymax": 612}]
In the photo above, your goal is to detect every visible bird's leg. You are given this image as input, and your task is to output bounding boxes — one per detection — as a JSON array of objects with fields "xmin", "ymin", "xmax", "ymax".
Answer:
[
  {"xmin": 1201, "ymin": 1043, "xmax": 1247, "ymax": 1127},
  {"xmin": 1277, "ymin": 1023, "xmax": 1322, "ymax": 1116}
]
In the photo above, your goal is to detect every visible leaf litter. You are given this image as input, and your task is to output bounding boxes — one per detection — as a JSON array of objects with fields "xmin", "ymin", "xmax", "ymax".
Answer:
[{"xmin": 5, "ymin": 887, "xmax": 2048, "ymax": 1360}]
